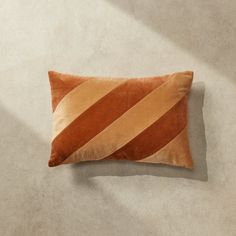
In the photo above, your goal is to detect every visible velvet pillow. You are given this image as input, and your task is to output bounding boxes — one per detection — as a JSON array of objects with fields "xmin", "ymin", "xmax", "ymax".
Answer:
[{"xmin": 48, "ymin": 71, "xmax": 193, "ymax": 168}]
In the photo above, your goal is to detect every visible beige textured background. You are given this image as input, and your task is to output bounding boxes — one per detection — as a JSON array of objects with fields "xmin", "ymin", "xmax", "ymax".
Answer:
[{"xmin": 0, "ymin": 1, "xmax": 236, "ymax": 235}]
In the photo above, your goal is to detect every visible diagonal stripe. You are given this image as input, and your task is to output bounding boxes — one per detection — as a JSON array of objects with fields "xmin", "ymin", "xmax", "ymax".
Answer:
[
  {"xmin": 49, "ymin": 76, "xmax": 168, "ymax": 166},
  {"xmin": 63, "ymin": 71, "xmax": 193, "ymax": 164},
  {"xmin": 52, "ymin": 78, "xmax": 126, "ymax": 140},
  {"xmin": 103, "ymin": 96, "xmax": 188, "ymax": 161},
  {"xmin": 138, "ymin": 126, "xmax": 193, "ymax": 168},
  {"xmin": 48, "ymin": 71, "xmax": 89, "ymax": 112}
]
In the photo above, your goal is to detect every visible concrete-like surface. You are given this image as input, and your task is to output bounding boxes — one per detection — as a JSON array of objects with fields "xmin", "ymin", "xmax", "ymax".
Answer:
[{"xmin": 0, "ymin": 1, "xmax": 236, "ymax": 235}]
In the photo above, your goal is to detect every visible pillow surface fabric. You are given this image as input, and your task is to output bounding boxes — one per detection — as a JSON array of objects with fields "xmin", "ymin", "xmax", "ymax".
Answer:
[{"xmin": 48, "ymin": 71, "xmax": 193, "ymax": 168}]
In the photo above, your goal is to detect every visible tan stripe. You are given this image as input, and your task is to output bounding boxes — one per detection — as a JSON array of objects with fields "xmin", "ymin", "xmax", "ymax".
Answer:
[
  {"xmin": 64, "ymin": 71, "xmax": 193, "ymax": 164},
  {"xmin": 138, "ymin": 126, "xmax": 193, "ymax": 168},
  {"xmin": 52, "ymin": 78, "xmax": 126, "ymax": 140}
]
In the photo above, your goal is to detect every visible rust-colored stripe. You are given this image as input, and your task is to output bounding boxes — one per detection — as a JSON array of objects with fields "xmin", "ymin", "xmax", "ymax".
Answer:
[
  {"xmin": 103, "ymin": 96, "xmax": 188, "ymax": 161},
  {"xmin": 49, "ymin": 76, "xmax": 168, "ymax": 167},
  {"xmin": 48, "ymin": 71, "xmax": 88, "ymax": 111}
]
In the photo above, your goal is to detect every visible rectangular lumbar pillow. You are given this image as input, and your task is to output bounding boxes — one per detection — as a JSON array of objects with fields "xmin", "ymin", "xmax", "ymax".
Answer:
[{"xmin": 48, "ymin": 71, "xmax": 193, "ymax": 168}]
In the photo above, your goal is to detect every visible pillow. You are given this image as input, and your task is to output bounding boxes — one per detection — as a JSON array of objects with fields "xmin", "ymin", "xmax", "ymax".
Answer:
[{"xmin": 48, "ymin": 71, "xmax": 194, "ymax": 168}]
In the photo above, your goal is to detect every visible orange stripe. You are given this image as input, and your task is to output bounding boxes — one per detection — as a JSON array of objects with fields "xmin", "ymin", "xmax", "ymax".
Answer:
[
  {"xmin": 49, "ymin": 76, "xmax": 168, "ymax": 167},
  {"xmin": 103, "ymin": 96, "xmax": 188, "ymax": 161}
]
